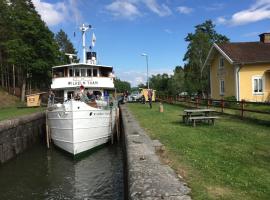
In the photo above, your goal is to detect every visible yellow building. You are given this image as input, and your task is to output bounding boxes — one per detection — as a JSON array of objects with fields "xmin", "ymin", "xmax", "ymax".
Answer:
[{"xmin": 204, "ymin": 33, "xmax": 270, "ymax": 102}]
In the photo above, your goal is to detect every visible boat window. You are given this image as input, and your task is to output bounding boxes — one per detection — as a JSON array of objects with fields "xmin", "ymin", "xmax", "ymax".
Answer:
[
  {"xmin": 93, "ymin": 69, "xmax": 97, "ymax": 77},
  {"xmin": 69, "ymin": 69, "xmax": 73, "ymax": 77},
  {"xmin": 75, "ymin": 69, "xmax": 80, "ymax": 76},
  {"xmin": 100, "ymin": 68, "xmax": 111, "ymax": 77},
  {"xmin": 81, "ymin": 69, "xmax": 86, "ymax": 77},
  {"xmin": 53, "ymin": 68, "xmax": 64, "ymax": 78},
  {"xmin": 87, "ymin": 69, "xmax": 92, "ymax": 77}
]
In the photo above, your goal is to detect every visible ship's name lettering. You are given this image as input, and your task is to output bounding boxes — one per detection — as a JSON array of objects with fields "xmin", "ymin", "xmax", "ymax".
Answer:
[{"xmin": 68, "ymin": 81, "xmax": 98, "ymax": 86}]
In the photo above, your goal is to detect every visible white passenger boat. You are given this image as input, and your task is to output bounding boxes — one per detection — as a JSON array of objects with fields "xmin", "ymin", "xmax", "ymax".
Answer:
[{"xmin": 47, "ymin": 24, "xmax": 118, "ymax": 155}]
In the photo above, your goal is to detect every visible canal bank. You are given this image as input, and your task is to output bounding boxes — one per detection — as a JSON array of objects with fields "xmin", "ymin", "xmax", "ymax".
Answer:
[
  {"xmin": 120, "ymin": 104, "xmax": 191, "ymax": 200},
  {"xmin": 0, "ymin": 112, "xmax": 45, "ymax": 164}
]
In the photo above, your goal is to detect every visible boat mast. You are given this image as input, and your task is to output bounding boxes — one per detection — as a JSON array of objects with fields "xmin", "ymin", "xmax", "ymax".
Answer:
[{"xmin": 80, "ymin": 24, "xmax": 91, "ymax": 64}]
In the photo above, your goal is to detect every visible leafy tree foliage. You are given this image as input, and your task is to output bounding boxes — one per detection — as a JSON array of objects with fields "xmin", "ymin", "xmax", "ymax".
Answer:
[
  {"xmin": 149, "ymin": 73, "xmax": 170, "ymax": 95},
  {"xmin": 183, "ymin": 20, "xmax": 229, "ymax": 96},
  {"xmin": 55, "ymin": 29, "xmax": 79, "ymax": 64},
  {"xmin": 114, "ymin": 78, "xmax": 131, "ymax": 93},
  {"xmin": 148, "ymin": 66, "xmax": 185, "ymax": 96},
  {"xmin": 0, "ymin": 0, "xmax": 61, "ymax": 100},
  {"xmin": 167, "ymin": 66, "xmax": 185, "ymax": 95}
]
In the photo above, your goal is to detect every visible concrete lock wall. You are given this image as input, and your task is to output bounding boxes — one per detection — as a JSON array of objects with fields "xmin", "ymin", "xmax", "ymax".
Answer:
[
  {"xmin": 0, "ymin": 112, "xmax": 45, "ymax": 164},
  {"xmin": 120, "ymin": 105, "xmax": 191, "ymax": 200}
]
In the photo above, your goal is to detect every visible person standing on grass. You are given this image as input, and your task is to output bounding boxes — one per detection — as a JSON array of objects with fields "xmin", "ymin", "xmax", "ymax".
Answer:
[{"xmin": 148, "ymin": 89, "xmax": 153, "ymax": 109}]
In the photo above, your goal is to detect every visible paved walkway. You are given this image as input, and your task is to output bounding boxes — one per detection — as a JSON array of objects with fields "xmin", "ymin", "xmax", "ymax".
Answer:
[{"xmin": 121, "ymin": 105, "xmax": 192, "ymax": 200}]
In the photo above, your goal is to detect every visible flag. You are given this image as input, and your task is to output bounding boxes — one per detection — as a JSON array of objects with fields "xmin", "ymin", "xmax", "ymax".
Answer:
[{"xmin": 91, "ymin": 33, "xmax": 96, "ymax": 47}]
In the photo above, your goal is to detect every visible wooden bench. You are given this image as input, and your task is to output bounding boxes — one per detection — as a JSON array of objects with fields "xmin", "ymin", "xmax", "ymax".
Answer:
[
  {"xmin": 180, "ymin": 114, "xmax": 204, "ymax": 123},
  {"xmin": 189, "ymin": 116, "xmax": 220, "ymax": 127}
]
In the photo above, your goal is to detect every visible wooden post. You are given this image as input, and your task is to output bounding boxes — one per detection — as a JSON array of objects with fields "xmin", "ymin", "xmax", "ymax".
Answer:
[
  {"xmin": 207, "ymin": 99, "xmax": 210, "ymax": 108},
  {"xmin": 45, "ymin": 110, "xmax": 50, "ymax": 148},
  {"xmin": 241, "ymin": 100, "xmax": 245, "ymax": 119},
  {"xmin": 221, "ymin": 99, "xmax": 224, "ymax": 113},
  {"xmin": 159, "ymin": 102, "xmax": 164, "ymax": 112},
  {"xmin": 196, "ymin": 97, "xmax": 199, "ymax": 108}
]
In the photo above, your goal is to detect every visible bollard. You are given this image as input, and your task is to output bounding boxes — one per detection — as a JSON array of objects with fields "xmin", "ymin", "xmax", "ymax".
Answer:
[{"xmin": 159, "ymin": 102, "xmax": 164, "ymax": 112}]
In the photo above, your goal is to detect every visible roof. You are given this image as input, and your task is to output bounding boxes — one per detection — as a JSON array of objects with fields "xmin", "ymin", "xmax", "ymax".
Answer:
[
  {"xmin": 217, "ymin": 42, "xmax": 270, "ymax": 64},
  {"xmin": 52, "ymin": 63, "xmax": 113, "ymax": 69},
  {"xmin": 203, "ymin": 42, "xmax": 270, "ymax": 68}
]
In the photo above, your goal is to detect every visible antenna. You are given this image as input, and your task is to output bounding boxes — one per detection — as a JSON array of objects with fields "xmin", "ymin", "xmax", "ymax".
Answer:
[
  {"xmin": 80, "ymin": 24, "xmax": 91, "ymax": 64},
  {"xmin": 65, "ymin": 53, "xmax": 76, "ymax": 64}
]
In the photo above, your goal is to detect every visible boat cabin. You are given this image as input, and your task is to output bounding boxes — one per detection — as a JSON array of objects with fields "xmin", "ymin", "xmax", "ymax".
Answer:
[{"xmin": 51, "ymin": 63, "xmax": 115, "ymax": 102}]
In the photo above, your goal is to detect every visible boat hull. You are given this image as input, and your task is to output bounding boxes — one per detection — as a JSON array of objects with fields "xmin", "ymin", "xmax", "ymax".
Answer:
[{"xmin": 47, "ymin": 100, "xmax": 116, "ymax": 155}]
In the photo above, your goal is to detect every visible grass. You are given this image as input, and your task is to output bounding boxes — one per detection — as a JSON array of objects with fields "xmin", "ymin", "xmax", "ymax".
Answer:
[
  {"xmin": 0, "ymin": 88, "xmax": 45, "ymax": 121},
  {"xmin": 127, "ymin": 102, "xmax": 270, "ymax": 200},
  {"xmin": 0, "ymin": 107, "xmax": 45, "ymax": 121}
]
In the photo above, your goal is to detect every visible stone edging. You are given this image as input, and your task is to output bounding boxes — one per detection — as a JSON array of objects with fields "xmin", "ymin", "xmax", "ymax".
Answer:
[
  {"xmin": 120, "ymin": 105, "xmax": 192, "ymax": 200},
  {"xmin": 0, "ymin": 112, "xmax": 45, "ymax": 132}
]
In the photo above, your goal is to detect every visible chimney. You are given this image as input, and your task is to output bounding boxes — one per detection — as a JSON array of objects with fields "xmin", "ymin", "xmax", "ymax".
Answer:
[
  {"xmin": 86, "ymin": 52, "xmax": 97, "ymax": 65},
  {"xmin": 259, "ymin": 33, "xmax": 270, "ymax": 43}
]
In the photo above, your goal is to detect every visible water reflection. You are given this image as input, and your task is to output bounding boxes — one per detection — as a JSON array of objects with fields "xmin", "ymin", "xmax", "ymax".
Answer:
[{"xmin": 0, "ymin": 143, "xmax": 124, "ymax": 200}]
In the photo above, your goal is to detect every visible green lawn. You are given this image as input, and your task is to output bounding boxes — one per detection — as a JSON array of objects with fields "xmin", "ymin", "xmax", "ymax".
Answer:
[
  {"xmin": 127, "ymin": 102, "xmax": 270, "ymax": 200},
  {"xmin": 0, "ymin": 107, "xmax": 45, "ymax": 121}
]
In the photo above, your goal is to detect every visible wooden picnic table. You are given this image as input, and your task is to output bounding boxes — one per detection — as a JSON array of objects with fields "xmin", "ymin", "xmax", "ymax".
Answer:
[{"xmin": 182, "ymin": 109, "xmax": 219, "ymax": 127}]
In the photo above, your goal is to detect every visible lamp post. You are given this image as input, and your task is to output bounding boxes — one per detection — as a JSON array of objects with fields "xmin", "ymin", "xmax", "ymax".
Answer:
[{"xmin": 141, "ymin": 53, "xmax": 149, "ymax": 89}]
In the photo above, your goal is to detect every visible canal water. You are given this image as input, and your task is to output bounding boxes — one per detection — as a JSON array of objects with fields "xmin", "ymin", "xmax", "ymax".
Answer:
[{"xmin": 0, "ymin": 143, "xmax": 124, "ymax": 200}]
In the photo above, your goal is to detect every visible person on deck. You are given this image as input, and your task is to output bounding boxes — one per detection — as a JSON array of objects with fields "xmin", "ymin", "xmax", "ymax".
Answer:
[{"xmin": 48, "ymin": 89, "xmax": 55, "ymax": 105}]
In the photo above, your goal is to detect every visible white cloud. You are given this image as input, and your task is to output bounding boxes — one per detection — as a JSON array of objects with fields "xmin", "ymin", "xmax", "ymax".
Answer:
[
  {"xmin": 216, "ymin": 0, "xmax": 270, "ymax": 26},
  {"xmin": 144, "ymin": 0, "xmax": 172, "ymax": 17},
  {"xmin": 215, "ymin": 16, "xmax": 227, "ymax": 25},
  {"xmin": 116, "ymin": 68, "xmax": 173, "ymax": 87},
  {"xmin": 176, "ymin": 6, "xmax": 193, "ymax": 14},
  {"xmin": 105, "ymin": 1, "xmax": 141, "ymax": 20},
  {"xmin": 32, "ymin": 0, "xmax": 67, "ymax": 26},
  {"xmin": 105, "ymin": 0, "xmax": 172, "ymax": 19},
  {"xmin": 116, "ymin": 70, "xmax": 145, "ymax": 86}
]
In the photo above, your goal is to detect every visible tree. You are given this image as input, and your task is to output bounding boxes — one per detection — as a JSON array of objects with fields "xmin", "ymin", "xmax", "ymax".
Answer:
[
  {"xmin": 55, "ymin": 29, "xmax": 79, "ymax": 64},
  {"xmin": 149, "ymin": 73, "xmax": 170, "ymax": 95},
  {"xmin": 114, "ymin": 78, "xmax": 131, "ymax": 93},
  {"xmin": 167, "ymin": 66, "xmax": 185, "ymax": 95},
  {"xmin": 3, "ymin": 0, "xmax": 60, "ymax": 100},
  {"xmin": 183, "ymin": 20, "xmax": 229, "ymax": 96}
]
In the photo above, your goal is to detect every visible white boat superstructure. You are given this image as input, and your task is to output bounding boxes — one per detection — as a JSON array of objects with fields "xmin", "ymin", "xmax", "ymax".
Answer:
[{"xmin": 47, "ymin": 24, "xmax": 118, "ymax": 155}]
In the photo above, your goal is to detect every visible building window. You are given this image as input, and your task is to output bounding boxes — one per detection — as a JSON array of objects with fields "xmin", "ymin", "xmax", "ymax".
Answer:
[
  {"xmin": 219, "ymin": 57, "xmax": 224, "ymax": 69},
  {"xmin": 220, "ymin": 79, "xmax": 225, "ymax": 95},
  {"xmin": 253, "ymin": 76, "xmax": 263, "ymax": 94}
]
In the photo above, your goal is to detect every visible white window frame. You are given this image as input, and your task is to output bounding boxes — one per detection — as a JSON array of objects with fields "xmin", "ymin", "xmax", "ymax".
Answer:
[
  {"xmin": 252, "ymin": 75, "xmax": 264, "ymax": 95},
  {"xmin": 219, "ymin": 79, "xmax": 225, "ymax": 95},
  {"xmin": 219, "ymin": 57, "xmax": 225, "ymax": 69}
]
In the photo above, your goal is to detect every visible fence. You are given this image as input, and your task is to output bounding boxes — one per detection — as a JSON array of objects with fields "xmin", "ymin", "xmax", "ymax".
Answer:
[{"xmin": 157, "ymin": 95, "xmax": 270, "ymax": 119}]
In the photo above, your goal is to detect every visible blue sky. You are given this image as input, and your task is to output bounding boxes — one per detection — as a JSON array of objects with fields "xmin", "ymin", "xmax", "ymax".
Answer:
[{"xmin": 32, "ymin": 0, "xmax": 270, "ymax": 86}]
